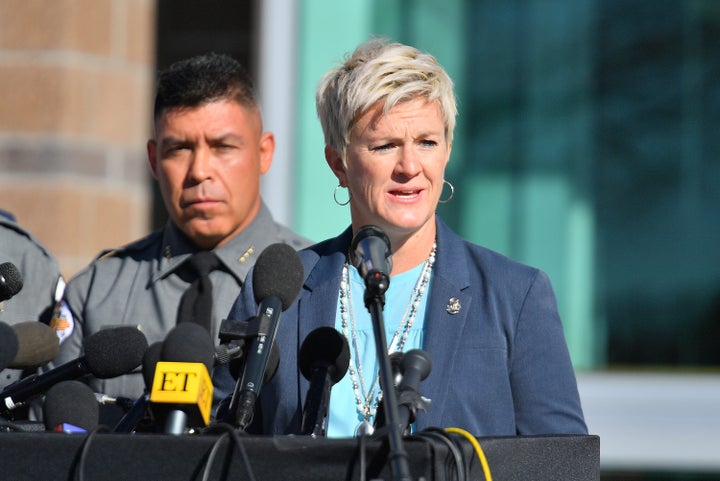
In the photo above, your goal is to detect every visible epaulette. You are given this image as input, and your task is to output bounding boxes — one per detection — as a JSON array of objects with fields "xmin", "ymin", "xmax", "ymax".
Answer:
[
  {"xmin": 0, "ymin": 209, "xmax": 17, "ymax": 222},
  {"xmin": 93, "ymin": 230, "xmax": 163, "ymax": 261},
  {"xmin": 0, "ymin": 215, "xmax": 56, "ymax": 260}
]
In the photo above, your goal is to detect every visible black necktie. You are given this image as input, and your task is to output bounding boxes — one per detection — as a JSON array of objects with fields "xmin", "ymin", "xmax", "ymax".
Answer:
[{"xmin": 177, "ymin": 251, "xmax": 222, "ymax": 333}]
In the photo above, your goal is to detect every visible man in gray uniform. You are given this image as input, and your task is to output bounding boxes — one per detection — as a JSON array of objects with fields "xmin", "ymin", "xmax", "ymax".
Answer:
[
  {"xmin": 51, "ymin": 53, "xmax": 311, "ymax": 413},
  {"xmin": 0, "ymin": 210, "xmax": 65, "ymax": 391}
]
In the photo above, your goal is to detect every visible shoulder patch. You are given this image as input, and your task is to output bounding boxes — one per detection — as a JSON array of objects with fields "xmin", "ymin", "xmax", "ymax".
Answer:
[
  {"xmin": 54, "ymin": 277, "xmax": 66, "ymax": 303},
  {"xmin": 50, "ymin": 300, "xmax": 75, "ymax": 344}
]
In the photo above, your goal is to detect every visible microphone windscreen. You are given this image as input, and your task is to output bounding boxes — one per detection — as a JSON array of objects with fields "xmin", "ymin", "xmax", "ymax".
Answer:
[
  {"xmin": 10, "ymin": 321, "xmax": 60, "ymax": 369},
  {"xmin": 161, "ymin": 323, "xmax": 214, "ymax": 370},
  {"xmin": 298, "ymin": 327, "xmax": 350, "ymax": 384},
  {"xmin": 0, "ymin": 262, "xmax": 23, "ymax": 302},
  {"xmin": 349, "ymin": 225, "xmax": 393, "ymax": 278},
  {"xmin": 43, "ymin": 380, "xmax": 99, "ymax": 432},
  {"xmin": 84, "ymin": 326, "xmax": 148, "ymax": 378},
  {"xmin": 214, "ymin": 340, "xmax": 244, "ymax": 366},
  {"xmin": 142, "ymin": 341, "xmax": 163, "ymax": 391},
  {"xmin": 252, "ymin": 243, "xmax": 303, "ymax": 310},
  {"xmin": 400, "ymin": 349, "xmax": 432, "ymax": 386},
  {"xmin": 0, "ymin": 322, "xmax": 19, "ymax": 371},
  {"xmin": 228, "ymin": 340, "xmax": 280, "ymax": 384}
]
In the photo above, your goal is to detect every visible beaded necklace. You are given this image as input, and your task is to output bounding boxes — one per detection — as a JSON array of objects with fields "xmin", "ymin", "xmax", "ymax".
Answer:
[{"xmin": 339, "ymin": 242, "xmax": 437, "ymax": 432}]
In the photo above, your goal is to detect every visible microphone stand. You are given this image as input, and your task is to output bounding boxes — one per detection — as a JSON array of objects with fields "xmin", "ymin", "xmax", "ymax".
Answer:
[{"xmin": 363, "ymin": 271, "xmax": 412, "ymax": 481}]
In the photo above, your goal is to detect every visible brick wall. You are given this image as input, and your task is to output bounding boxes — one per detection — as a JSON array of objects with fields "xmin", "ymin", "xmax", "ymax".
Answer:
[{"xmin": 0, "ymin": 0, "xmax": 156, "ymax": 278}]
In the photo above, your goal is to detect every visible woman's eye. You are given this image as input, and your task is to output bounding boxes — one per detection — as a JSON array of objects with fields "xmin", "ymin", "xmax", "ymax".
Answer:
[{"xmin": 372, "ymin": 143, "xmax": 394, "ymax": 151}]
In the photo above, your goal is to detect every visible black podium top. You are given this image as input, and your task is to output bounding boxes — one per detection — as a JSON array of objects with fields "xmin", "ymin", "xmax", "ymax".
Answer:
[{"xmin": 0, "ymin": 431, "xmax": 599, "ymax": 481}]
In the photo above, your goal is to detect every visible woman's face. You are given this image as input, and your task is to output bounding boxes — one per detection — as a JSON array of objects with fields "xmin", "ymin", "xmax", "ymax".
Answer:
[{"xmin": 328, "ymin": 97, "xmax": 451, "ymax": 242}]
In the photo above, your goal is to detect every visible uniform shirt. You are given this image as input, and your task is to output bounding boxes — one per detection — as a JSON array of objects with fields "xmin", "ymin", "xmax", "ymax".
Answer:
[
  {"xmin": 0, "ymin": 213, "xmax": 65, "ymax": 390},
  {"xmin": 51, "ymin": 202, "xmax": 311, "ymax": 402}
]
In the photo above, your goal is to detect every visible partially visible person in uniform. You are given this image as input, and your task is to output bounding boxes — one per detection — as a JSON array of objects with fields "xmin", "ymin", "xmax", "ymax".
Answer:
[
  {"xmin": 0, "ymin": 210, "xmax": 65, "ymax": 391},
  {"xmin": 51, "ymin": 53, "xmax": 312, "ymax": 415}
]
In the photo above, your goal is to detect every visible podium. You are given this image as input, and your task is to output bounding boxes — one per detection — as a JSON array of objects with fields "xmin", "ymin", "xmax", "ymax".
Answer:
[{"xmin": 0, "ymin": 431, "xmax": 599, "ymax": 480}]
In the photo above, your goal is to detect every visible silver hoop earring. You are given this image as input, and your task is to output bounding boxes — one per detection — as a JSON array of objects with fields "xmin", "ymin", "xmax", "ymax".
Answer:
[
  {"xmin": 333, "ymin": 184, "xmax": 351, "ymax": 206},
  {"xmin": 438, "ymin": 180, "xmax": 455, "ymax": 204}
]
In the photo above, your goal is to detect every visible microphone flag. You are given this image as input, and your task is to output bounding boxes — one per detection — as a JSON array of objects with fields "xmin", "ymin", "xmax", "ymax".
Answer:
[{"xmin": 149, "ymin": 361, "xmax": 213, "ymax": 427}]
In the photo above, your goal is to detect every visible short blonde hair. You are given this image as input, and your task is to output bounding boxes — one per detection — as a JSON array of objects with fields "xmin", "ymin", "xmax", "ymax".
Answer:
[{"xmin": 316, "ymin": 38, "xmax": 457, "ymax": 162}]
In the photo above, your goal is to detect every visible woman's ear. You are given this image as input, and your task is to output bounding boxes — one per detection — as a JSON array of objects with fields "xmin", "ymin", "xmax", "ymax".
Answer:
[{"xmin": 325, "ymin": 146, "xmax": 347, "ymax": 186}]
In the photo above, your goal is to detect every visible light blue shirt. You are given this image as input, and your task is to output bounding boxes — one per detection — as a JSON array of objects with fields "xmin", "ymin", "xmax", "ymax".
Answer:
[{"xmin": 327, "ymin": 262, "xmax": 432, "ymax": 438}]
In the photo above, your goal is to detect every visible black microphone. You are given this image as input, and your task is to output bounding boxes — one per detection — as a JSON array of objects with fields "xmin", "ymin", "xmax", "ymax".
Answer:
[
  {"xmin": 215, "ymin": 341, "xmax": 281, "ymax": 424},
  {"xmin": 0, "ymin": 322, "xmax": 19, "ymax": 371},
  {"xmin": 111, "ymin": 341, "xmax": 163, "ymax": 434},
  {"xmin": 214, "ymin": 340, "xmax": 244, "ymax": 366},
  {"xmin": 298, "ymin": 327, "xmax": 350, "ymax": 437},
  {"xmin": 225, "ymin": 243, "xmax": 303, "ymax": 430},
  {"xmin": 227, "ymin": 341, "xmax": 280, "ymax": 384},
  {"xmin": 350, "ymin": 225, "xmax": 393, "ymax": 281},
  {"xmin": 150, "ymin": 323, "xmax": 215, "ymax": 434},
  {"xmin": 0, "ymin": 326, "xmax": 148, "ymax": 414},
  {"xmin": 396, "ymin": 349, "xmax": 432, "ymax": 434},
  {"xmin": 0, "ymin": 262, "xmax": 23, "ymax": 302},
  {"xmin": 160, "ymin": 323, "xmax": 215, "ymax": 367},
  {"xmin": 142, "ymin": 341, "xmax": 164, "ymax": 392},
  {"xmin": 43, "ymin": 380, "xmax": 99, "ymax": 433},
  {"xmin": 349, "ymin": 225, "xmax": 392, "ymax": 304},
  {"xmin": 9, "ymin": 321, "xmax": 60, "ymax": 369}
]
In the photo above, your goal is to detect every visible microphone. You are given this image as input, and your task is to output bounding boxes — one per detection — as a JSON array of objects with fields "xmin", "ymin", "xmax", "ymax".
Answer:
[
  {"xmin": 215, "ymin": 341, "xmax": 280, "ymax": 424},
  {"xmin": 349, "ymin": 225, "xmax": 392, "ymax": 303},
  {"xmin": 149, "ymin": 323, "xmax": 215, "ymax": 434},
  {"xmin": 142, "ymin": 341, "xmax": 164, "ymax": 392},
  {"xmin": 9, "ymin": 321, "xmax": 60, "ymax": 369},
  {"xmin": 0, "ymin": 322, "xmax": 19, "ymax": 371},
  {"xmin": 396, "ymin": 349, "xmax": 432, "ymax": 434},
  {"xmin": 43, "ymin": 380, "xmax": 99, "ymax": 433},
  {"xmin": 350, "ymin": 225, "xmax": 392, "ymax": 280},
  {"xmin": 225, "ymin": 243, "xmax": 303, "ymax": 430},
  {"xmin": 111, "ymin": 341, "xmax": 163, "ymax": 434},
  {"xmin": 227, "ymin": 341, "xmax": 280, "ymax": 383},
  {"xmin": 298, "ymin": 327, "xmax": 350, "ymax": 436},
  {"xmin": 93, "ymin": 393, "xmax": 136, "ymax": 411},
  {"xmin": 0, "ymin": 262, "xmax": 23, "ymax": 302},
  {"xmin": 0, "ymin": 326, "xmax": 148, "ymax": 415},
  {"xmin": 214, "ymin": 340, "xmax": 244, "ymax": 366}
]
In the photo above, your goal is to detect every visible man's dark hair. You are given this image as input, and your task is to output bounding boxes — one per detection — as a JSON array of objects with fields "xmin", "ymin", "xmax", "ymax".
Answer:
[{"xmin": 153, "ymin": 52, "xmax": 257, "ymax": 121}]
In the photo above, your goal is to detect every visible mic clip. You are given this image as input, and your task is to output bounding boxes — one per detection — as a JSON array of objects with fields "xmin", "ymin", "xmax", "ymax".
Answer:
[
  {"xmin": 397, "ymin": 390, "xmax": 431, "ymax": 425},
  {"xmin": 218, "ymin": 315, "xmax": 273, "ymax": 343}
]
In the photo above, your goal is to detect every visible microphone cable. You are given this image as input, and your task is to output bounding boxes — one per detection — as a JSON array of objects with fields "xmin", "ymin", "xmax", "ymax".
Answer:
[
  {"xmin": 413, "ymin": 427, "xmax": 468, "ymax": 481},
  {"xmin": 74, "ymin": 425, "xmax": 111, "ymax": 481},
  {"xmin": 201, "ymin": 423, "xmax": 258, "ymax": 481},
  {"xmin": 444, "ymin": 427, "xmax": 493, "ymax": 481},
  {"xmin": 413, "ymin": 426, "xmax": 493, "ymax": 481}
]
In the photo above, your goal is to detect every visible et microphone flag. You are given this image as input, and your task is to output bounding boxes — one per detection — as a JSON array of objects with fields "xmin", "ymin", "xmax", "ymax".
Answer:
[{"xmin": 150, "ymin": 361, "xmax": 213, "ymax": 428}]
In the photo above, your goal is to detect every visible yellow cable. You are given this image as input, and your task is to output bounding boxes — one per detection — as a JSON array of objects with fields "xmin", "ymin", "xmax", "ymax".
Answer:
[{"xmin": 444, "ymin": 427, "xmax": 493, "ymax": 481}]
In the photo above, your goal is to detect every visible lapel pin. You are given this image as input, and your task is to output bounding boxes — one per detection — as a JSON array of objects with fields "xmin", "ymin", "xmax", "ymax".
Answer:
[{"xmin": 445, "ymin": 297, "xmax": 461, "ymax": 314}]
